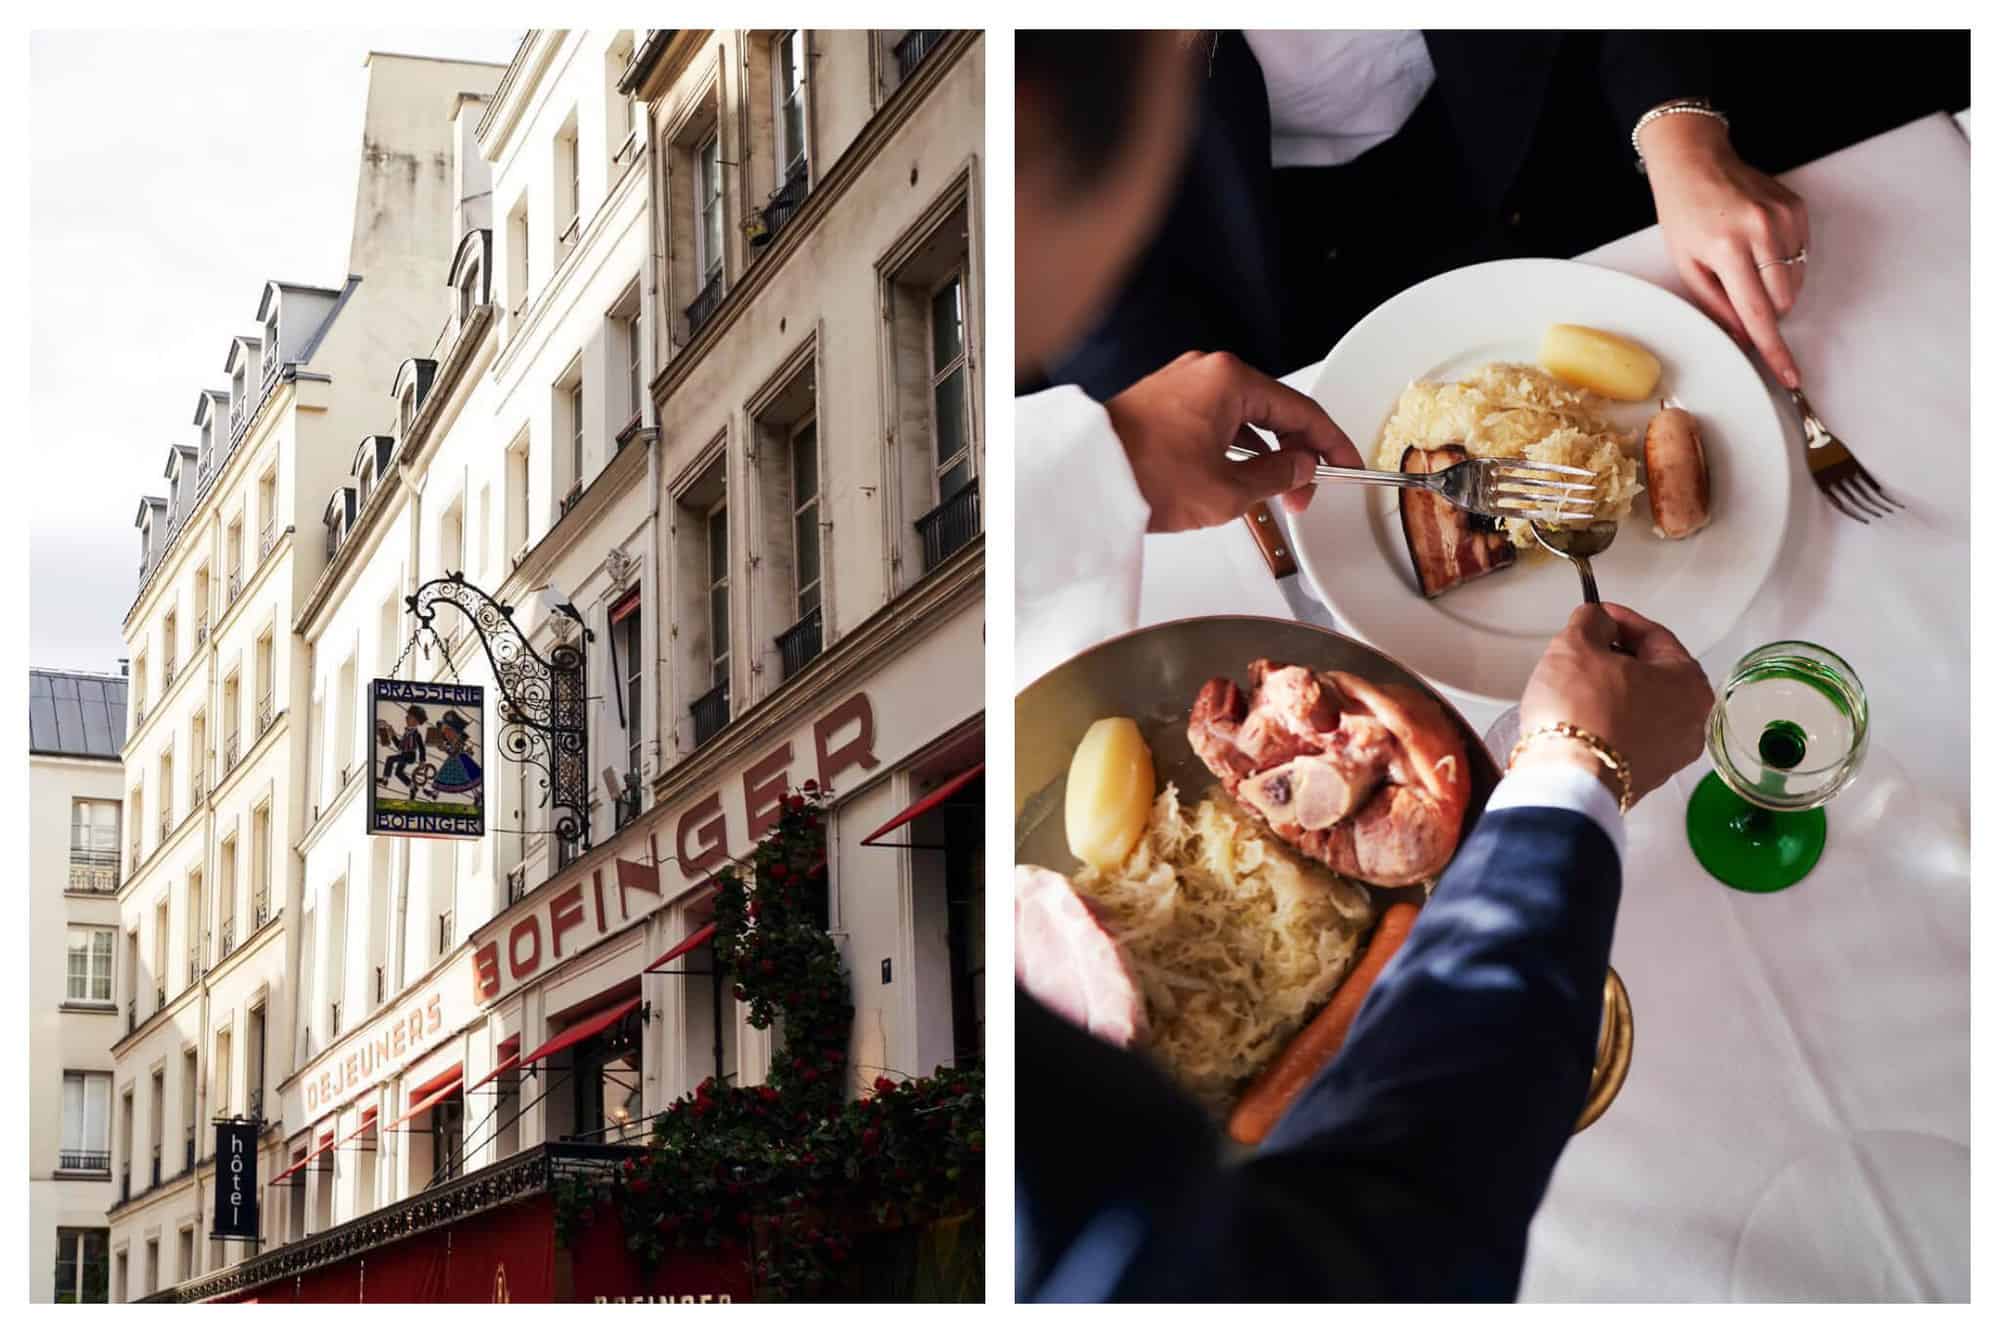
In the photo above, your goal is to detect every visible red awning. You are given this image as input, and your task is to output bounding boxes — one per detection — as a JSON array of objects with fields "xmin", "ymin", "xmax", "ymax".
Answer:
[
  {"xmin": 861, "ymin": 762, "xmax": 984, "ymax": 846},
  {"xmin": 269, "ymin": 1141, "xmax": 326, "ymax": 1185},
  {"xmin": 465, "ymin": 1037, "xmax": 523, "ymax": 1094},
  {"xmin": 644, "ymin": 921, "xmax": 716, "ymax": 973},
  {"xmin": 384, "ymin": 1069, "xmax": 466, "ymax": 1132},
  {"xmin": 517, "ymin": 996, "xmax": 641, "ymax": 1070}
]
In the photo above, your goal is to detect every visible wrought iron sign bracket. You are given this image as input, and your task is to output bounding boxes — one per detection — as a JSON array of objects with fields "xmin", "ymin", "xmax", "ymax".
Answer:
[{"xmin": 406, "ymin": 571, "xmax": 593, "ymax": 851}]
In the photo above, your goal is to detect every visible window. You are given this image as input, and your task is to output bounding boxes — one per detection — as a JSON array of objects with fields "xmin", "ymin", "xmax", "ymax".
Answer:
[
  {"xmin": 614, "ymin": 595, "xmax": 643, "ymax": 809},
  {"xmin": 70, "ymin": 799, "xmax": 120, "ymax": 892},
  {"xmin": 930, "ymin": 273, "xmax": 973, "ymax": 501},
  {"xmin": 696, "ymin": 133, "xmax": 723, "ymax": 284},
  {"xmin": 623, "ymin": 312, "xmax": 643, "ymax": 428},
  {"xmin": 440, "ymin": 496, "xmax": 465, "ymax": 576},
  {"xmin": 560, "ymin": 121, "xmax": 582, "ymax": 246},
  {"xmin": 327, "ymin": 880, "xmax": 347, "ymax": 1038},
  {"xmin": 248, "ymin": 1005, "xmax": 267, "ymax": 1119},
  {"xmin": 458, "ymin": 252, "xmax": 482, "ymax": 324},
  {"xmin": 114, "ymin": 1249, "xmax": 126, "ymax": 1305},
  {"xmin": 354, "ymin": 1108, "xmax": 379, "ymax": 1215},
  {"xmin": 213, "ymin": 1028, "xmax": 232, "ymax": 1116},
  {"xmin": 568, "ymin": 381, "xmax": 585, "ymax": 500},
  {"xmin": 506, "ymin": 435, "xmax": 530, "ymax": 563},
  {"xmin": 67, "ymin": 927, "xmax": 114, "ymax": 1004},
  {"xmin": 182, "ymin": 1050, "xmax": 198, "ymax": 1170},
  {"xmin": 569, "ymin": 1009, "xmax": 643, "ymax": 1143},
  {"xmin": 177, "ymin": 1228, "xmax": 193, "ymax": 1284},
  {"xmin": 507, "ymin": 195, "xmax": 530, "ymax": 321},
  {"xmin": 791, "ymin": 421, "xmax": 821, "ymax": 618},
  {"xmin": 144, "ymin": 1239, "xmax": 158, "ymax": 1299},
  {"xmin": 53, "ymin": 1228, "xmax": 108, "ymax": 1303},
  {"xmin": 706, "ymin": 501, "xmax": 729, "ymax": 689},
  {"xmin": 252, "ymin": 804, "xmax": 272, "ymax": 926},
  {"xmin": 773, "ymin": 31, "xmax": 808, "ymax": 174},
  {"xmin": 60, "ymin": 1072, "xmax": 111, "ymax": 1173},
  {"xmin": 217, "ymin": 835, "xmax": 237, "ymax": 949}
]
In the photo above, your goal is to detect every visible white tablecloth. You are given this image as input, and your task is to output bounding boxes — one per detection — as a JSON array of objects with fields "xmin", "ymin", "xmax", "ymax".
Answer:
[{"xmin": 1134, "ymin": 113, "xmax": 1971, "ymax": 1301}]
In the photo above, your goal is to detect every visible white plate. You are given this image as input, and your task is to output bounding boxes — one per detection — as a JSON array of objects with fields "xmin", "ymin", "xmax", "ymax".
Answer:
[{"xmin": 1289, "ymin": 258, "xmax": 1791, "ymax": 705}]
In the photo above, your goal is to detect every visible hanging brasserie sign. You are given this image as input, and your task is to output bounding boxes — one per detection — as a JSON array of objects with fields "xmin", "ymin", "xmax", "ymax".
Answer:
[
  {"xmin": 210, "ymin": 1119, "xmax": 261, "ymax": 1241},
  {"xmin": 368, "ymin": 678, "xmax": 485, "ymax": 839}
]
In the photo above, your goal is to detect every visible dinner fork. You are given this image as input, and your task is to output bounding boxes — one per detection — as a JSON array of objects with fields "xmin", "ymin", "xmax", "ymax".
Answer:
[
  {"xmin": 1223, "ymin": 442, "xmax": 1601, "ymax": 523},
  {"xmin": 1790, "ymin": 386, "xmax": 1902, "ymax": 523}
]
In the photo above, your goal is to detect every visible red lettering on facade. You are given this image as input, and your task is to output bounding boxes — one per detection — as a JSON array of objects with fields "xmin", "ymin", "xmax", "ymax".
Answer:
[
  {"xmin": 743, "ymin": 741, "xmax": 793, "ymax": 840},
  {"xmin": 426, "ymin": 993, "xmax": 443, "ymax": 1032},
  {"xmin": 343, "ymin": 1052, "xmax": 360, "ymax": 1088},
  {"xmin": 592, "ymin": 867, "xmax": 607, "ymax": 933},
  {"xmin": 507, "ymin": 917, "xmax": 543, "ymax": 979},
  {"xmin": 676, "ymin": 793, "xmax": 727, "ymax": 874},
  {"xmin": 814, "ymin": 693, "xmax": 879, "ymax": 790},
  {"xmin": 617, "ymin": 857, "xmax": 662, "ymax": 918},
  {"xmin": 549, "ymin": 885, "xmax": 586, "ymax": 959},
  {"xmin": 391, "ymin": 1022, "xmax": 408, "ymax": 1058},
  {"xmin": 473, "ymin": 942, "xmax": 502, "ymax": 1002}
]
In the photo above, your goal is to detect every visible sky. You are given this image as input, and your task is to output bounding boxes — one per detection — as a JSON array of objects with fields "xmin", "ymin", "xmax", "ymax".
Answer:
[{"xmin": 29, "ymin": 28, "xmax": 525, "ymax": 673}]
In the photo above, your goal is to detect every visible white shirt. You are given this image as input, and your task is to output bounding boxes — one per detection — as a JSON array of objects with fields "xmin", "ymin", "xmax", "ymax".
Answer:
[
  {"xmin": 1015, "ymin": 385, "xmax": 1624, "ymax": 858},
  {"xmin": 1244, "ymin": 30, "xmax": 1437, "ymax": 169}
]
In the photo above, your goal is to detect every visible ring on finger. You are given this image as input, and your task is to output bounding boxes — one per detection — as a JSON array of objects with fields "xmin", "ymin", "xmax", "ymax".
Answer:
[{"xmin": 1755, "ymin": 248, "xmax": 1809, "ymax": 271}]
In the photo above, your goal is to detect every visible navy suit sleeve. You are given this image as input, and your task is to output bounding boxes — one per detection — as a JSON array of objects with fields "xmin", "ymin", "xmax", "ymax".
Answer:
[{"xmin": 1018, "ymin": 806, "xmax": 1621, "ymax": 1302}]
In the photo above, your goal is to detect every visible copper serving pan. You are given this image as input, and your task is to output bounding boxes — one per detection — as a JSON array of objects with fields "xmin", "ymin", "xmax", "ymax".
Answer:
[{"xmin": 1015, "ymin": 615, "xmax": 1632, "ymax": 1135}]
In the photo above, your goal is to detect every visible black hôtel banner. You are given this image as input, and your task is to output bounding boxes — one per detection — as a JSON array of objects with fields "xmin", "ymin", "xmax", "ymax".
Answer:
[{"xmin": 211, "ymin": 1121, "xmax": 260, "ymax": 1241}]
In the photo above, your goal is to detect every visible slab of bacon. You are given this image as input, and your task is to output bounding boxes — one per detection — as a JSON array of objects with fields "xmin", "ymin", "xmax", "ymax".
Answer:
[
  {"xmin": 1014, "ymin": 865, "xmax": 1147, "ymax": 1048},
  {"xmin": 1188, "ymin": 660, "xmax": 1470, "ymax": 887},
  {"xmin": 1398, "ymin": 444, "xmax": 1516, "ymax": 598}
]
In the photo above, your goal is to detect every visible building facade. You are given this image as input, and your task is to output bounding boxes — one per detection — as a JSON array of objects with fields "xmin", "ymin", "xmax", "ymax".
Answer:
[
  {"xmin": 118, "ymin": 30, "xmax": 982, "ymax": 1303},
  {"xmin": 104, "ymin": 52, "xmax": 508, "ymax": 1301},
  {"xmin": 30, "ymin": 668, "xmax": 129, "ymax": 1301}
]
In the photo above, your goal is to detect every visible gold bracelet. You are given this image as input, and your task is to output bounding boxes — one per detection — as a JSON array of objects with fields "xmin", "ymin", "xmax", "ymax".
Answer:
[{"xmin": 1508, "ymin": 722, "xmax": 1634, "ymax": 814}]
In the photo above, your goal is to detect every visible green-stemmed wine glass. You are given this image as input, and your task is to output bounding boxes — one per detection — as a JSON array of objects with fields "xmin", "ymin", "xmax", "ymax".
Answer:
[{"xmin": 1686, "ymin": 641, "xmax": 1868, "ymax": 893}]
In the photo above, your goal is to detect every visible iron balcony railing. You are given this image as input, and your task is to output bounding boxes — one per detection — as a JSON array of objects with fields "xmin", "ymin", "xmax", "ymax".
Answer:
[
  {"xmin": 685, "ymin": 271, "xmax": 724, "ymax": 340},
  {"xmin": 159, "ymin": 811, "xmax": 173, "ymax": 843},
  {"xmin": 67, "ymin": 849, "xmax": 120, "ymax": 894},
  {"xmin": 195, "ymin": 619, "xmax": 209, "ymax": 646},
  {"xmin": 613, "ymin": 788, "xmax": 642, "ymax": 831},
  {"xmin": 223, "ymin": 733, "xmax": 241, "ymax": 771},
  {"xmin": 155, "ymin": 985, "xmax": 165, "ymax": 1011},
  {"xmin": 258, "ymin": 521, "xmax": 275, "ymax": 561},
  {"xmin": 253, "ymin": 888, "xmax": 270, "ymax": 929},
  {"xmin": 133, "ymin": 701, "xmax": 147, "ymax": 727},
  {"xmin": 895, "ymin": 29, "xmax": 947, "ymax": 83},
  {"xmin": 129, "ymin": 838, "xmax": 142, "ymax": 869},
  {"xmin": 227, "ymin": 571, "xmax": 242, "ymax": 604},
  {"xmin": 247, "ymin": 1088, "xmax": 264, "ymax": 1123},
  {"xmin": 690, "ymin": 678, "xmax": 730, "ymax": 747},
  {"xmin": 506, "ymin": 865, "xmax": 528, "ymax": 904},
  {"xmin": 190, "ymin": 771, "xmax": 206, "ymax": 806},
  {"xmin": 219, "ymin": 919, "xmax": 236, "ymax": 958},
  {"xmin": 58, "ymin": 1149, "xmax": 110, "ymax": 1173},
  {"xmin": 760, "ymin": 160, "xmax": 810, "ymax": 243},
  {"xmin": 163, "ymin": 659, "xmax": 177, "ymax": 687},
  {"xmin": 150, "ymin": 1148, "xmax": 161, "ymax": 1189},
  {"xmin": 776, "ymin": 605, "xmax": 823, "ymax": 681},
  {"xmin": 257, "ymin": 693, "xmax": 274, "ymax": 735},
  {"xmin": 188, "ymin": 942, "xmax": 202, "ymax": 983},
  {"xmin": 916, "ymin": 476, "xmax": 980, "ymax": 572}
]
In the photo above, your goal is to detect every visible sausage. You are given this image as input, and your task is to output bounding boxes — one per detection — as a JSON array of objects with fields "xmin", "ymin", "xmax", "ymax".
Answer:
[
  {"xmin": 1227, "ymin": 902, "xmax": 1419, "ymax": 1145},
  {"xmin": 1644, "ymin": 405, "xmax": 1712, "ymax": 539}
]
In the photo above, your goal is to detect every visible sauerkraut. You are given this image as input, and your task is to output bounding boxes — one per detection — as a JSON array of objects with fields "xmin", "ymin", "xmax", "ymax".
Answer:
[
  {"xmin": 1376, "ymin": 363, "xmax": 1644, "ymax": 550},
  {"xmin": 1074, "ymin": 785, "xmax": 1375, "ymax": 1111}
]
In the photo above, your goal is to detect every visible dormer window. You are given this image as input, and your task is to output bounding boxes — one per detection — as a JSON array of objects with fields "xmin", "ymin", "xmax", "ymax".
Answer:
[
  {"xmin": 457, "ymin": 259, "xmax": 479, "ymax": 324},
  {"xmin": 399, "ymin": 387, "xmax": 415, "ymax": 439},
  {"xmin": 359, "ymin": 459, "xmax": 374, "ymax": 506},
  {"xmin": 263, "ymin": 318, "xmax": 278, "ymax": 377}
]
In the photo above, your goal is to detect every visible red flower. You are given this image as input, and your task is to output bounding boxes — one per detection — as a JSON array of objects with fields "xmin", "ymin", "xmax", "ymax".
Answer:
[
  {"xmin": 802, "ymin": 1068, "xmax": 819, "ymax": 1084},
  {"xmin": 873, "ymin": 1076, "xmax": 897, "ymax": 1095},
  {"xmin": 733, "ymin": 985, "xmax": 749, "ymax": 1002},
  {"xmin": 631, "ymin": 1176, "xmax": 649, "ymax": 1195},
  {"xmin": 950, "ymin": 1082, "xmax": 968, "ymax": 1096},
  {"xmin": 657, "ymin": 1214, "xmax": 678, "ymax": 1233},
  {"xmin": 862, "ymin": 1128, "xmax": 881, "ymax": 1153},
  {"xmin": 760, "ymin": 959, "xmax": 777, "ymax": 976},
  {"xmin": 828, "ymin": 1243, "xmax": 849, "ymax": 1263},
  {"xmin": 758, "ymin": 1085, "xmax": 780, "ymax": 1104},
  {"xmin": 801, "ymin": 780, "xmax": 819, "ymax": 793}
]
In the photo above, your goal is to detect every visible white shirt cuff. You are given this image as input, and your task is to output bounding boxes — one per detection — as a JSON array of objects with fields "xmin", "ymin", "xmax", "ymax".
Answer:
[
  {"xmin": 1014, "ymin": 386, "xmax": 1153, "ymax": 686},
  {"xmin": 1483, "ymin": 765, "xmax": 1626, "ymax": 864}
]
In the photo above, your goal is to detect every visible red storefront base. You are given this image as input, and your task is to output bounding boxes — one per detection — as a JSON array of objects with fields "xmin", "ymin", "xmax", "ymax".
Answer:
[{"xmin": 216, "ymin": 1195, "xmax": 750, "ymax": 1304}]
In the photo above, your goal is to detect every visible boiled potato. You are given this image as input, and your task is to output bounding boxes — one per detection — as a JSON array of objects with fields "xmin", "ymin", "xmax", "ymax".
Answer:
[
  {"xmin": 1540, "ymin": 323, "xmax": 1662, "ymax": 402},
  {"xmin": 1064, "ymin": 718, "xmax": 1156, "ymax": 871}
]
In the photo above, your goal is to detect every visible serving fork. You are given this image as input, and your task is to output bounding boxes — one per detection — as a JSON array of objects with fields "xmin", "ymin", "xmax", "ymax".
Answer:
[
  {"xmin": 1223, "ymin": 442, "xmax": 1602, "ymax": 523},
  {"xmin": 1790, "ymin": 386, "xmax": 1902, "ymax": 522}
]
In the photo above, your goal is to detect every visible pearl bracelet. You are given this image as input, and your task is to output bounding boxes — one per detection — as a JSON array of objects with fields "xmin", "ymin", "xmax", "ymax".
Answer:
[
  {"xmin": 1508, "ymin": 722, "xmax": 1634, "ymax": 814},
  {"xmin": 1631, "ymin": 99, "xmax": 1730, "ymax": 173}
]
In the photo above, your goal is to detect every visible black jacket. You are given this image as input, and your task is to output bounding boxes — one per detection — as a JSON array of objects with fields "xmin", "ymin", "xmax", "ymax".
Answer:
[{"xmin": 1043, "ymin": 31, "xmax": 1715, "ymax": 400}]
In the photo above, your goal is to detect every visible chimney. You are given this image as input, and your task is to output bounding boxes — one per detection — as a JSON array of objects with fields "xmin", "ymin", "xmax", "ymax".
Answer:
[{"xmin": 118, "ymin": 659, "xmax": 129, "ymax": 677}]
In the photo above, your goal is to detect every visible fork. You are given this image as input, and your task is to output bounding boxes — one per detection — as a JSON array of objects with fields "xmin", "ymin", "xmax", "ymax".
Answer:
[
  {"xmin": 1790, "ymin": 386, "xmax": 1903, "ymax": 523},
  {"xmin": 1223, "ymin": 442, "xmax": 1601, "ymax": 523}
]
